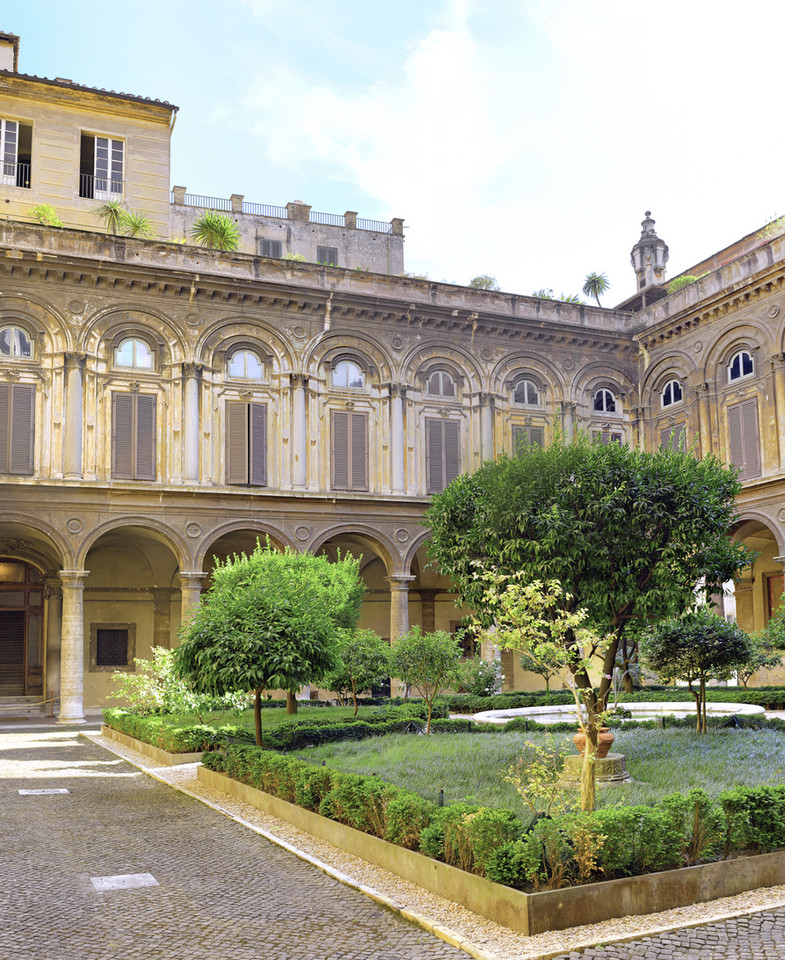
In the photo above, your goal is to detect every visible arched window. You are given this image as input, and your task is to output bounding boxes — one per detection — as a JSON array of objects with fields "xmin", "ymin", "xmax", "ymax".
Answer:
[
  {"xmin": 426, "ymin": 370, "xmax": 456, "ymax": 398},
  {"xmin": 728, "ymin": 350, "xmax": 754, "ymax": 382},
  {"xmin": 593, "ymin": 388, "xmax": 617, "ymax": 413},
  {"xmin": 0, "ymin": 325, "xmax": 32, "ymax": 359},
  {"xmin": 661, "ymin": 379, "xmax": 683, "ymax": 408},
  {"xmin": 114, "ymin": 337, "xmax": 153, "ymax": 369},
  {"xmin": 228, "ymin": 349, "xmax": 263, "ymax": 381},
  {"xmin": 333, "ymin": 359, "xmax": 364, "ymax": 389},
  {"xmin": 513, "ymin": 378, "xmax": 539, "ymax": 405}
]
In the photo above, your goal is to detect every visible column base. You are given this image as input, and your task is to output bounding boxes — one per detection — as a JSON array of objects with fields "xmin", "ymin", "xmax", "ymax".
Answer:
[{"xmin": 56, "ymin": 713, "xmax": 87, "ymax": 725}]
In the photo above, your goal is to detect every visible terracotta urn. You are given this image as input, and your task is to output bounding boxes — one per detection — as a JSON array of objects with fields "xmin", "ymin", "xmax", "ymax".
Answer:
[{"xmin": 572, "ymin": 727, "xmax": 614, "ymax": 759}]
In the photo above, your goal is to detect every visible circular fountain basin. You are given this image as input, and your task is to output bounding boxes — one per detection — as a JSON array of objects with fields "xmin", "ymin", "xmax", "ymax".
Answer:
[{"xmin": 472, "ymin": 700, "xmax": 766, "ymax": 726}]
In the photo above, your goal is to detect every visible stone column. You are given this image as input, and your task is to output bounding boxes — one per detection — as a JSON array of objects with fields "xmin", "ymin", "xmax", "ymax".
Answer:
[
  {"xmin": 387, "ymin": 574, "xmax": 414, "ymax": 697},
  {"xmin": 698, "ymin": 383, "xmax": 713, "ymax": 458},
  {"xmin": 152, "ymin": 588, "xmax": 173, "ymax": 649},
  {"xmin": 179, "ymin": 571, "xmax": 206, "ymax": 630},
  {"xmin": 772, "ymin": 355, "xmax": 785, "ymax": 467},
  {"xmin": 44, "ymin": 578, "xmax": 62, "ymax": 707},
  {"xmin": 560, "ymin": 401, "xmax": 576, "ymax": 442},
  {"xmin": 419, "ymin": 588, "xmax": 438, "ymax": 633},
  {"xmin": 389, "ymin": 384, "xmax": 406, "ymax": 495},
  {"xmin": 57, "ymin": 570, "xmax": 88, "ymax": 724},
  {"xmin": 480, "ymin": 393, "xmax": 495, "ymax": 462},
  {"xmin": 290, "ymin": 374, "xmax": 308, "ymax": 489},
  {"xmin": 183, "ymin": 363, "xmax": 202, "ymax": 484},
  {"xmin": 734, "ymin": 578, "xmax": 755, "ymax": 635},
  {"xmin": 63, "ymin": 353, "xmax": 85, "ymax": 479}
]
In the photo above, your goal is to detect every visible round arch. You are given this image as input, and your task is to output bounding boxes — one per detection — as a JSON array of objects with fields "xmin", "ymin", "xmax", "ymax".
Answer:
[
  {"xmin": 77, "ymin": 516, "xmax": 189, "ymax": 569},
  {"xmin": 700, "ymin": 321, "xmax": 773, "ymax": 383},
  {"xmin": 195, "ymin": 521, "xmax": 297, "ymax": 571},
  {"xmin": 306, "ymin": 330, "xmax": 394, "ymax": 384},
  {"xmin": 80, "ymin": 306, "xmax": 187, "ymax": 365}
]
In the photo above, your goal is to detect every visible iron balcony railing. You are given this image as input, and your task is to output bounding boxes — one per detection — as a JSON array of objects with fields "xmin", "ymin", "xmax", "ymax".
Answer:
[
  {"xmin": 242, "ymin": 201, "xmax": 288, "ymax": 218},
  {"xmin": 79, "ymin": 173, "xmax": 123, "ymax": 200},
  {"xmin": 309, "ymin": 210, "xmax": 345, "ymax": 227},
  {"xmin": 0, "ymin": 162, "xmax": 31, "ymax": 189}
]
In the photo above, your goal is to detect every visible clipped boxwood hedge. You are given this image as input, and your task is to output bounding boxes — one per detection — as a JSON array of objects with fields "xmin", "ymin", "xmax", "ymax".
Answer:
[{"xmin": 204, "ymin": 743, "xmax": 785, "ymax": 892}]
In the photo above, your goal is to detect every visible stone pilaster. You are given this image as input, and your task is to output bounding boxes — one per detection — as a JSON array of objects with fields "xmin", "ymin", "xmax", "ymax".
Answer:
[{"xmin": 57, "ymin": 570, "xmax": 88, "ymax": 724}]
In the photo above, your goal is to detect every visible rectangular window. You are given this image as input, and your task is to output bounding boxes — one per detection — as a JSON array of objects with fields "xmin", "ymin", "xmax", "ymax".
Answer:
[
  {"xmin": 426, "ymin": 418, "xmax": 460, "ymax": 494},
  {"xmin": 79, "ymin": 133, "xmax": 123, "ymax": 199},
  {"xmin": 89, "ymin": 622, "xmax": 136, "ymax": 672},
  {"xmin": 112, "ymin": 392, "xmax": 156, "ymax": 480},
  {"xmin": 728, "ymin": 398, "xmax": 761, "ymax": 480},
  {"xmin": 660, "ymin": 423, "xmax": 686, "ymax": 450},
  {"xmin": 0, "ymin": 118, "xmax": 32, "ymax": 188},
  {"xmin": 0, "ymin": 382, "xmax": 34, "ymax": 475},
  {"xmin": 260, "ymin": 239, "xmax": 282, "ymax": 258},
  {"xmin": 226, "ymin": 401, "xmax": 267, "ymax": 486},
  {"xmin": 331, "ymin": 410, "xmax": 368, "ymax": 491},
  {"xmin": 317, "ymin": 245, "xmax": 338, "ymax": 265},
  {"xmin": 512, "ymin": 424, "xmax": 544, "ymax": 453}
]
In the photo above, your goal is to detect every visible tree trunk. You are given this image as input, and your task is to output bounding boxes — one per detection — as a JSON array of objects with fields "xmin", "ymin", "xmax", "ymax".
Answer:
[
  {"xmin": 690, "ymin": 687, "xmax": 701, "ymax": 732},
  {"xmin": 254, "ymin": 687, "xmax": 262, "ymax": 746},
  {"xmin": 580, "ymin": 721, "xmax": 597, "ymax": 812},
  {"xmin": 286, "ymin": 689, "xmax": 298, "ymax": 714},
  {"xmin": 700, "ymin": 678, "xmax": 707, "ymax": 734},
  {"xmin": 351, "ymin": 680, "xmax": 359, "ymax": 716}
]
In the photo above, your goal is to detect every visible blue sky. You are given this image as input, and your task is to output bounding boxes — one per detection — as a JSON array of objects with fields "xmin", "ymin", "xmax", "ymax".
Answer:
[{"xmin": 8, "ymin": 1, "xmax": 784, "ymax": 303}]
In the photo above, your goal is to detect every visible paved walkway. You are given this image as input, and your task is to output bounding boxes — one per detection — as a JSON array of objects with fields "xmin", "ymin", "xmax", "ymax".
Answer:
[{"xmin": 0, "ymin": 728, "xmax": 468, "ymax": 960}]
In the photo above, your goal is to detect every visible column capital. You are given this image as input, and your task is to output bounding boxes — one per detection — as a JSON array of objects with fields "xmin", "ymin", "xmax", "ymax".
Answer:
[
  {"xmin": 183, "ymin": 362, "xmax": 204, "ymax": 380},
  {"xmin": 179, "ymin": 570, "xmax": 207, "ymax": 588},
  {"xmin": 385, "ymin": 574, "xmax": 415, "ymax": 589},
  {"xmin": 479, "ymin": 391, "xmax": 496, "ymax": 408},
  {"xmin": 386, "ymin": 382, "xmax": 408, "ymax": 399},
  {"xmin": 290, "ymin": 373, "xmax": 309, "ymax": 388},
  {"xmin": 64, "ymin": 352, "xmax": 87, "ymax": 371},
  {"xmin": 58, "ymin": 569, "xmax": 89, "ymax": 588}
]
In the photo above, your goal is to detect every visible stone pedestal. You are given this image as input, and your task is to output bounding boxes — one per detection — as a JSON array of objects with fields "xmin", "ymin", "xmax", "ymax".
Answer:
[{"xmin": 561, "ymin": 752, "xmax": 631, "ymax": 788}]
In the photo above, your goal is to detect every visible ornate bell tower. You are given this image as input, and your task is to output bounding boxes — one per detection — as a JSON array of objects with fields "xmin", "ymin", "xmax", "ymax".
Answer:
[{"xmin": 630, "ymin": 211, "xmax": 669, "ymax": 290}]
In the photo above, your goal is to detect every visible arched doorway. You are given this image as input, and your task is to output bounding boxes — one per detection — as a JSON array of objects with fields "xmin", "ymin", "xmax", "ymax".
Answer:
[
  {"xmin": 0, "ymin": 558, "xmax": 45, "ymax": 696},
  {"xmin": 730, "ymin": 518, "xmax": 783, "ymax": 635}
]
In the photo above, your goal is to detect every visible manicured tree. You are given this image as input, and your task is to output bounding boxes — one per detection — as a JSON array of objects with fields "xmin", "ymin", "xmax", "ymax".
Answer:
[
  {"xmin": 425, "ymin": 434, "xmax": 750, "ymax": 758},
  {"xmin": 518, "ymin": 651, "xmax": 560, "ymax": 692},
  {"xmin": 736, "ymin": 631, "xmax": 782, "ymax": 688},
  {"xmin": 325, "ymin": 628, "xmax": 390, "ymax": 715},
  {"xmin": 173, "ymin": 543, "xmax": 365, "ymax": 744},
  {"xmin": 189, "ymin": 211, "xmax": 240, "ymax": 251},
  {"xmin": 582, "ymin": 271, "xmax": 610, "ymax": 307},
  {"xmin": 389, "ymin": 627, "xmax": 464, "ymax": 733},
  {"xmin": 641, "ymin": 608, "xmax": 752, "ymax": 732}
]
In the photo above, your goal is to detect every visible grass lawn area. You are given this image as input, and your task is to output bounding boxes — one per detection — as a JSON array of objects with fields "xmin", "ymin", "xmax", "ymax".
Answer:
[{"xmin": 297, "ymin": 727, "xmax": 785, "ymax": 815}]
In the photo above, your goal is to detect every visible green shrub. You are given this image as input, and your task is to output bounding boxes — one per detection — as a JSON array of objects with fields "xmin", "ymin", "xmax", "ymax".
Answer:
[
  {"xmin": 591, "ymin": 805, "xmax": 684, "ymax": 876},
  {"xmin": 718, "ymin": 785, "xmax": 785, "ymax": 853},
  {"xmin": 463, "ymin": 807, "xmax": 524, "ymax": 875},
  {"xmin": 294, "ymin": 765, "xmax": 333, "ymax": 811},
  {"xmin": 384, "ymin": 792, "xmax": 438, "ymax": 849}
]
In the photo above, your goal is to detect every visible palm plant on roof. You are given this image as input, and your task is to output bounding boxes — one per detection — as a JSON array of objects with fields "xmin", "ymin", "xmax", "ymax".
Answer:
[
  {"xmin": 95, "ymin": 199, "xmax": 126, "ymax": 234},
  {"xmin": 582, "ymin": 271, "xmax": 610, "ymax": 307},
  {"xmin": 189, "ymin": 212, "xmax": 240, "ymax": 252}
]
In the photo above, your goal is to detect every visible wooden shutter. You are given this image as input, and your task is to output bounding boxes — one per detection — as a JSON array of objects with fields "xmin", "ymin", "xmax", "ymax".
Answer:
[
  {"xmin": 249, "ymin": 403, "xmax": 267, "ymax": 487},
  {"xmin": 9, "ymin": 384, "xmax": 34, "ymax": 475},
  {"xmin": 444, "ymin": 420, "xmax": 460, "ymax": 486},
  {"xmin": 331, "ymin": 410, "xmax": 350, "ymax": 489},
  {"xmin": 350, "ymin": 412, "xmax": 368, "ymax": 490},
  {"xmin": 728, "ymin": 399, "xmax": 760, "ymax": 479},
  {"xmin": 226, "ymin": 401, "xmax": 249, "ymax": 484},
  {"xmin": 331, "ymin": 410, "xmax": 367, "ymax": 491},
  {"xmin": 742, "ymin": 399, "xmax": 761, "ymax": 478},
  {"xmin": 135, "ymin": 394, "xmax": 156, "ymax": 481},
  {"xmin": 514, "ymin": 424, "xmax": 544, "ymax": 453},
  {"xmin": 529, "ymin": 426, "xmax": 544, "ymax": 448},
  {"xmin": 660, "ymin": 423, "xmax": 685, "ymax": 451},
  {"xmin": 426, "ymin": 418, "xmax": 443, "ymax": 494},
  {"xmin": 113, "ymin": 393, "xmax": 156, "ymax": 480},
  {"xmin": 112, "ymin": 393, "xmax": 134, "ymax": 479},
  {"xmin": 0, "ymin": 383, "xmax": 34, "ymax": 475}
]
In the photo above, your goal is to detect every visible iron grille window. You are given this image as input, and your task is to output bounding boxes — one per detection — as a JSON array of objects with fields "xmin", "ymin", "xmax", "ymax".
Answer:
[{"xmin": 95, "ymin": 629, "xmax": 129, "ymax": 666}]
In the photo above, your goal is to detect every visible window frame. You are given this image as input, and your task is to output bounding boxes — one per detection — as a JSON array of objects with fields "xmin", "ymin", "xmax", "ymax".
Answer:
[
  {"xmin": 0, "ymin": 382, "xmax": 35, "ymax": 476},
  {"xmin": 512, "ymin": 423, "xmax": 545, "ymax": 453},
  {"xmin": 113, "ymin": 337, "xmax": 154, "ymax": 371},
  {"xmin": 111, "ymin": 391, "xmax": 157, "ymax": 481},
  {"xmin": 330, "ymin": 409, "xmax": 368, "ymax": 491},
  {"xmin": 260, "ymin": 239, "xmax": 282, "ymax": 258},
  {"xmin": 512, "ymin": 377, "xmax": 541, "ymax": 407},
  {"xmin": 227, "ymin": 348, "xmax": 264, "ymax": 382},
  {"xmin": 426, "ymin": 417, "xmax": 460, "ymax": 494},
  {"xmin": 225, "ymin": 400, "xmax": 268, "ymax": 486},
  {"xmin": 425, "ymin": 370, "xmax": 457, "ymax": 399},
  {"xmin": 727, "ymin": 397, "xmax": 761, "ymax": 480},
  {"xmin": 89, "ymin": 622, "xmax": 136, "ymax": 673},
  {"xmin": 332, "ymin": 359, "xmax": 365, "ymax": 391},
  {"xmin": 0, "ymin": 325, "xmax": 33, "ymax": 359},
  {"xmin": 728, "ymin": 349, "xmax": 754, "ymax": 383},
  {"xmin": 593, "ymin": 388, "xmax": 618, "ymax": 414},
  {"xmin": 79, "ymin": 132, "xmax": 124, "ymax": 200},
  {"xmin": 660, "ymin": 379, "xmax": 683, "ymax": 408},
  {"xmin": 317, "ymin": 245, "xmax": 338, "ymax": 266}
]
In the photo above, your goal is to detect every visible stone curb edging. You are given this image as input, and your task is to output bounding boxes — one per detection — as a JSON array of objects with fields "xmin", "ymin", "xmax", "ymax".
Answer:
[
  {"xmin": 83, "ymin": 734, "xmax": 495, "ymax": 960},
  {"xmin": 100, "ymin": 724, "xmax": 204, "ymax": 765}
]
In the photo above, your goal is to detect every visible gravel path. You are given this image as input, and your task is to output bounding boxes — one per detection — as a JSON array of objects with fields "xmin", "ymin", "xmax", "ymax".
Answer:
[{"xmin": 83, "ymin": 729, "xmax": 785, "ymax": 960}]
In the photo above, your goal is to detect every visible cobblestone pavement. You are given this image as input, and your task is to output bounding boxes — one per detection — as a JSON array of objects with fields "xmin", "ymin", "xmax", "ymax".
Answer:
[
  {"xmin": 549, "ymin": 911, "xmax": 785, "ymax": 959},
  {"xmin": 0, "ymin": 728, "xmax": 469, "ymax": 960}
]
